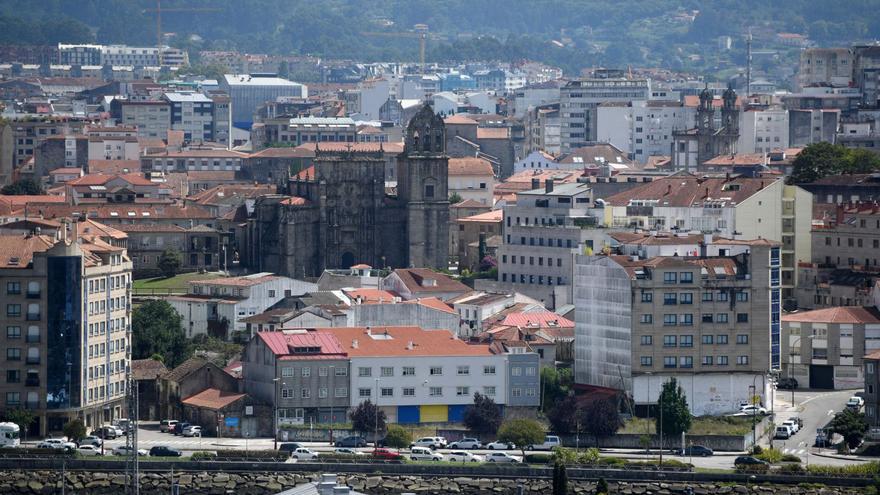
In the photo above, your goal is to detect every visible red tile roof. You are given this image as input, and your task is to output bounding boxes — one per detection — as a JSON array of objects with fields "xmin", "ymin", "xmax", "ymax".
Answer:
[
  {"xmin": 191, "ymin": 274, "xmax": 281, "ymax": 287},
  {"xmin": 476, "ymin": 127, "xmax": 509, "ymax": 140},
  {"xmin": 444, "ymin": 114, "xmax": 478, "ymax": 125},
  {"xmin": 500, "ymin": 311, "xmax": 574, "ymax": 328},
  {"xmin": 782, "ymin": 306, "xmax": 880, "ymax": 324},
  {"xmin": 344, "ymin": 288, "xmax": 398, "ymax": 303},
  {"xmin": 390, "ymin": 268, "xmax": 470, "ymax": 295},
  {"xmin": 294, "ymin": 142, "xmax": 404, "ymax": 154},
  {"xmin": 603, "ymin": 174, "xmax": 779, "ymax": 207},
  {"xmin": 324, "ymin": 326, "xmax": 493, "ymax": 357},
  {"xmin": 0, "ymin": 234, "xmax": 55, "ymax": 268},
  {"xmin": 458, "ymin": 210, "xmax": 502, "ymax": 223},
  {"xmin": 131, "ymin": 359, "xmax": 168, "ymax": 381},
  {"xmin": 401, "ymin": 296, "xmax": 456, "ymax": 314},
  {"xmin": 67, "ymin": 173, "xmax": 154, "ymax": 187},
  {"xmin": 249, "ymin": 147, "xmax": 315, "ymax": 159},
  {"xmin": 257, "ymin": 331, "xmax": 347, "ymax": 357},
  {"xmin": 181, "ymin": 388, "xmax": 246, "ymax": 410},
  {"xmin": 448, "ymin": 157, "xmax": 494, "ymax": 177}
]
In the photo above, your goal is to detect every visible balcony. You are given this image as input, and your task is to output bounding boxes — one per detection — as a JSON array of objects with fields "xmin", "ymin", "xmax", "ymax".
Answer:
[
  {"xmin": 26, "ymin": 290, "xmax": 40, "ymax": 299},
  {"xmin": 26, "ymin": 357, "xmax": 40, "ymax": 365},
  {"xmin": 25, "ymin": 334, "xmax": 39, "ymax": 343},
  {"xmin": 25, "ymin": 377, "xmax": 39, "ymax": 387},
  {"xmin": 26, "ymin": 313, "xmax": 40, "ymax": 321}
]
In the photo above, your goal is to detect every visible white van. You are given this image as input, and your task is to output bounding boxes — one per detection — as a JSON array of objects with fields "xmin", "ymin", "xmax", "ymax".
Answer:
[
  {"xmin": 409, "ymin": 446, "xmax": 444, "ymax": 461},
  {"xmin": 775, "ymin": 425, "xmax": 792, "ymax": 439},
  {"xmin": 528, "ymin": 435, "xmax": 561, "ymax": 451}
]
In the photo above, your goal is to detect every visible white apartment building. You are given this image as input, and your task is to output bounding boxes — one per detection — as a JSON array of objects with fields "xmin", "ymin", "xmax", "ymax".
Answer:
[
  {"xmin": 560, "ymin": 78, "xmax": 651, "ymax": 152},
  {"xmin": 167, "ymin": 273, "xmax": 317, "ymax": 338},
  {"xmin": 163, "ymin": 92, "xmax": 216, "ymax": 143},
  {"xmin": 739, "ymin": 109, "xmax": 789, "ymax": 154},
  {"xmin": 597, "ymin": 100, "xmax": 691, "ymax": 163},
  {"xmin": 448, "ymin": 157, "xmax": 495, "ymax": 205},
  {"xmin": 510, "ymin": 81, "xmax": 561, "ymax": 118},
  {"xmin": 87, "ymin": 128, "xmax": 140, "ymax": 161}
]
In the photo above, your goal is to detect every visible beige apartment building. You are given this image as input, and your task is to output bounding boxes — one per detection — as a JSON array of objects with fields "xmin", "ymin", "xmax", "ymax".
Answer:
[
  {"xmin": 0, "ymin": 226, "xmax": 132, "ymax": 437},
  {"xmin": 574, "ymin": 238, "xmax": 781, "ymax": 415}
]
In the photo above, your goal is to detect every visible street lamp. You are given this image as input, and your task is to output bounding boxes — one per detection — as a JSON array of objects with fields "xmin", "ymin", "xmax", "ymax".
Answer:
[
  {"xmin": 272, "ymin": 378, "xmax": 280, "ymax": 450},
  {"xmin": 329, "ymin": 365, "xmax": 335, "ymax": 444},
  {"xmin": 644, "ymin": 372, "xmax": 653, "ymax": 461},
  {"xmin": 788, "ymin": 335, "xmax": 814, "ymax": 407},
  {"xmin": 374, "ymin": 377, "xmax": 380, "ymax": 447}
]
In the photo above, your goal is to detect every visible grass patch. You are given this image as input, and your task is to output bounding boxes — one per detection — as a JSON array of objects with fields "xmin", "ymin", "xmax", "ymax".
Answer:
[
  {"xmin": 620, "ymin": 416, "xmax": 753, "ymax": 436},
  {"xmin": 132, "ymin": 272, "xmax": 224, "ymax": 293}
]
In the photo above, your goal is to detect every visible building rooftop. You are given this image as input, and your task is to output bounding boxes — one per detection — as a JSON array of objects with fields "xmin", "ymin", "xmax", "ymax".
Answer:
[
  {"xmin": 0, "ymin": 234, "xmax": 55, "ymax": 269},
  {"xmin": 190, "ymin": 273, "xmax": 282, "ymax": 287},
  {"xmin": 783, "ymin": 306, "xmax": 880, "ymax": 325},
  {"xmin": 181, "ymin": 388, "xmax": 246, "ymax": 410},
  {"xmin": 389, "ymin": 268, "xmax": 471, "ymax": 295},
  {"xmin": 223, "ymin": 74, "xmax": 302, "ymax": 87},
  {"xmin": 131, "ymin": 359, "xmax": 168, "ymax": 381},
  {"xmin": 500, "ymin": 311, "xmax": 574, "ymax": 328},
  {"xmin": 164, "ymin": 92, "xmax": 213, "ymax": 103},
  {"xmin": 457, "ymin": 210, "xmax": 503, "ymax": 223},
  {"xmin": 603, "ymin": 173, "xmax": 779, "ymax": 207},
  {"xmin": 324, "ymin": 326, "xmax": 493, "ymax": 357},
  {"xmin": 257, "ymin": 331, "xmax": 347, "ymax": 359},
  {"xmin": 448, "ymin": 157, "xmax": 495, "ymax": 177}
]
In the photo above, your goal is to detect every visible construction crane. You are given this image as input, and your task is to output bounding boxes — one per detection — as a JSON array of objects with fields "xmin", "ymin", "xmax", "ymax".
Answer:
[
  {"xmin": 142, "ymin": 1, "xmax": 221, "ymax": 66},
  {"xmin": 361, "ymin": 24, "xmax": 431, "ymax": 72}
]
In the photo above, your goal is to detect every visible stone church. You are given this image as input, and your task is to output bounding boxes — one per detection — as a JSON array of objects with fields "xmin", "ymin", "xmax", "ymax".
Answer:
[
  {"xmin": 671, "ymin": 85, "xmax": 740, "ymax": 171},
  {"xmin": 245, "ymin": 104, "xmax": 449, "ymax": 277}
]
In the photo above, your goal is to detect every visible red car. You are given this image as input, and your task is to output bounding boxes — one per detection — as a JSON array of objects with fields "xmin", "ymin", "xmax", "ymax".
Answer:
[{"xmin": 371, "ymin": 448, "xmax": 403, "ymax": 460}]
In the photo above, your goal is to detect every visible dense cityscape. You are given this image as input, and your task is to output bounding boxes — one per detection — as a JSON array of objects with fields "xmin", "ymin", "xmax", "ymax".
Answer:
[{"xmin": 0, "ymin": 1, "xmax": 880, "ymax": 494}]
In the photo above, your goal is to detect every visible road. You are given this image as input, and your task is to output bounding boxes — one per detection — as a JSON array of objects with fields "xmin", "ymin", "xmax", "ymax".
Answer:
[{"xmin": 27, "ymin": 390, "xmax": 869, "ymax": 469}]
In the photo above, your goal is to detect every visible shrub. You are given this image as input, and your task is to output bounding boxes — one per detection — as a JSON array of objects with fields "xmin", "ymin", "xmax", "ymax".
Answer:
[
  {"xmin": 781, "ymin": 454, "xmax": 802, "ymax": 463},
  {"xmin": 751, "ymin": 445, "xmax": 763, "ymax": 455},
  {"xmin": 524, "ymin": 453, "xmax": 553, "ymax": 464},
  {"xmin": 596, "ymin": 456, "xmax": 627, "ymax": 466},
  {"xmin": 779, "ymin": 463, "xmax": 805, "ymax": 474},
  {"xmin": 597, "ymin": 478, "xmax": 609, "ymax": 495},
  {"xmin": 805, "ymin": 462, "xmax": 880, "ymax": 476},
  {"xmin": 190, "ymin": 451, "xmax": 217, "ymax": 461},
  {"xmin": 550, "ymin": 447, "xmax": 578, "ymax": 465},
  {"xmin": 755, "ymin": 447, "xmax": 783, "ymax": 463},
  {"xmin": 578, "ymin": 447, "xmax": 601, "ymax": 464},
  {"xmin": 736, "ymin": 463, "xmax": 769, "ymax": 473},
  {"xmin": 215, "ymin": 449, "xmax": 283, "ymax": 459}
]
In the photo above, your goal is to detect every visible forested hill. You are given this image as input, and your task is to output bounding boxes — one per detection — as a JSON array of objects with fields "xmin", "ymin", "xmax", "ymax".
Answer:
[{"xmin": 0, "ymin": 0, "xmax": 877, "ymax": 74}]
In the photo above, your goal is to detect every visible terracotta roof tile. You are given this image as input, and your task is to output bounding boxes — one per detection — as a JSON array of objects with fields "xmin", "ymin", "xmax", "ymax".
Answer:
[
  {"xmin": 323, "ymin": 326, "xmax": 492, "ymax": 357},
  {"xmin": 257, "ymin": 331, "xmax": 347, "ymax": 357},
  {"xmin": 0, "ymin": 234, "xmax": 55, "ymax": 268},
  {"xmin": 458, "ymin": 210, "xmax": 502, "ymax": 223},
  {"xmin": 500, "ymin": 311, "xmax": 574, "ymax": 328},
  {"xmin": 782, "ymin": 306, "xmax": 880, "ymax": 324},
  {"xmin": 603, "ymin": 174, "xmax": 780, "ymax": 207},
  {"xmin": 181, "ymin": 388, "xmax": 246, "ymax": 410},
  {"xmin": 131, "ymin": 359, "xmax": 168, "ymax": 380},
  {"xmin": 448, "ymin": 157, "xmax": 494, "ymax": 176},
  {"xmin": 390, "ymin": 268, "xmax": 470, "ymax": 295}
]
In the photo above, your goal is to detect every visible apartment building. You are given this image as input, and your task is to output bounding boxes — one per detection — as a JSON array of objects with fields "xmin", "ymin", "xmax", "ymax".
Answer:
[
  {"xmin": 782, "ymin": 306, "xmax": 880, "ymax": 390},
  {"xmin": 164, "ymin": 92, "xmax": 216, "ymax": 143},
  {"xmin": 261, "ymin": 117, "xmax": 357, "ymax": 146},
  {"xmin": 495, "ymin": 179, "xmax": 601, "ymax": 308},
  {"xmin": 864, "ymin": 350, "xmax": 880, "ymax": 427},
  {"xmin": 573, "ymin": 239, "xmax": 781, "ymax": 415},
  {"xmin": 738, "ymin": 108, "xmax": 789, "ymax": 154},
  {"xmin": 87, "ymin": 127, "xmax": 140, "ymax": 161},
  {"xmin": 0, "ymin": 228, "xmax": 132, "ymax": 436},
  {"xmin": 602, "ymin": 173, "xmax": 812, "ymax": 305},
  {"xmin": 448, "ymin": 157, "xmax": 495, "ymax": 205},
  {"xmin": 455, "ymin": 210, "xmax": 502, "ymax": 272},
  {"xmin": 220, "ymin": 74, "xmax": 308, "ymax": 128},
  {"xmin": 560, "ymin": 78, "xmax": 650, "ymax": 152},
  {"xmin": 596, "ymin": 100, "xmax": 690, "ymax": 163},
  {"xmin": 141, "ymin": 149, "xmax": 248, "ymax": 173},
  {"xmin": 115, "ymin": 100, "xmax": 171, "ymax": 139},
  {"xmin": 115, "ymin": 224, "xmax": 230, "ymax": 276},
  {"xmin": 798, "ymin": 48, "xmax": 853, "ymax": 90}
]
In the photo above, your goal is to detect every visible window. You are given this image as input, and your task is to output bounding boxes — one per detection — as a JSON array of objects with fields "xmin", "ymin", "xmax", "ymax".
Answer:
[
  {"xmin": 6, "ymin": 304, "xmax": 21, "ymax": 317},
  {"xmin": 680, "ymin": 335, "xmax": 693, "ymax": 347},
  {"xmin": 358, "ymin": 388, "xmax": 371, "ymax": 398},
  {"xmin": 424, "ymin": 184, "xmax": 435, "ymax": 198},
  {"xmin": 281, "ymin": 367, "xmax": 294, "ymax": 377},
  {"xmin": 812, "ymin": 348, "xmax": 828, "ymax": 360},
  {"xmin": 702, "ymin": 356, "xmax": 713, "ymax": 366},
  {"xmin": 663, "ymin": 335, "xmax": 677, "ymax": 347},
  {"xmin": 381, "ymin": 367, "xmax": 394, "ymax": 377},
  {"xmin": 483, "ymin": 386, "xmax": 496, "ymax": 396},
  {"xmin": 429, "ymin": 386, "xmax": 443, "ymax": 397},
  {"xmin": 318, "ymin": 388, "xmax": 328, "ymax": 398},
  {"xmin": 737, "ymin": 313, "xmax": 749, "ymax": 323},
  {"xmin": 6, "ymin": 326, "xmax": 21, "ymax": 339},
  {"xmin": 701, "ymin": 335, "xmax": 714, "ymax": 345},
  {"xmin": 717, "ymin": 291, "xmax": 729, "ymax": 302},
  {"xmin": 736, "ymin": 334, "xmax": 749, "ymax": 344},
  {"xmin": 716, "ymin": 313, "xmax": 729, "ymax": 323},
  {"xmin": 6, "ymin": 282, "xmax": 20, "ymax": 294},
  {"xmin": 6, "ymin": 348, "xmax": 20, "ymax": 361},
  {"xmin": 680, "ymin": 314, "xmax": 693, "ymax": 326},
  {"xmin": 526, "ymin": 366, "xmax": 537, "ymax": 376},
  {"xmin": 717, "ymin": 335, "xmax": 729, "ymax": 345},
  {"xmin": 736, "ymin": 291, "xmax": 749, "ymax": 302},
  {"xmin": 512, "ymin": 367, "xmax": 522, "ymax": 376},
  {"xmin": 680, "ymin": 293, "xmax": 693, "ymax": 305},
  {"xmin": 301, "ymin": 388, "xmax": 310, "ymax": 399},
  {"xmin": 5, "ymin": 392, "xmax": 20, "ymax": 406},
  {"xmin": 663, "ymin": 314, "xmax": 677, "ymax": 326},
  {"xmin": 430, "ymin": 366, "xmax": 443, "ymax": 376},
  {"xmin": 664, "ymin": 356, "xmax": 677, "ymax": 368},
  {"xmin": 456, "ymin": 386, "xmax": 470, "ymax": 396},
  {"xmin": 483, "ymin": 365, "xmax": 496, "ymax": 375},
  {"xmin": 319, "ymin": 367, "xmax": 328, "ymax": 377},
  {"xmin": 358, "ymin": 367, "xmax": 372, "ymax": 377},
  {"xmin": 641, "ymin": 292, "xmax": 653, "ymax": 302},
  {"xmin": 702, "ymin": 314, "xmax": 714, "ymax": 323},
  {"xmin": 663, "ymin": 293, "xmax": 677, "ymax": 305},
  {"xmin": 736, "ymin": 356, "xmax": 749, "ymax": 365},
  {"xmin": 664, "ymin": 272, "xmax": 677, "ymax": 284},
  {"xmin": 679, "ymin": 272, "xmax": 693, "ymax": 283},
  {"xmin": 640, "ymin": 314, "xmax": 653, "ymax": 324},
  {"xmin": 680, "ymin": 356, "xmax": 693, "ymax": 368},
  {"xmin": 281, "ymin": 388, "xmax": 294, "ymax": 399},
  {"xmin": 335, "ymin": 387, "xmax": 348, "ymax": 398},
  {"xmin": 301, "ymin": 367, "xmax": 311, "ymax": 377},
  {"xmin": 641, "ymin": 335, "xmax": 653, "ymax": 345},
  {"xmin": 268, "ymin": 290, "xmax": 276, "ymax": 298},
  {"xmin": 6, "ymin": 370, "xmax": 20, "ymax": 383},
  {"xmin": 717, "ymin": 356, "xmax": 729, "ymax": 365},
  {"xmin": 381, "ymin": 387, "xmax": 393, "ymax": 397},
  {"xmin": 640, "ymin": 356, "xmax": 653, "ymax": 366},
  {"xmin": 457, "ymin": 366, "xmax": 470, "ymax": 375},
  {"xmin": 702, "ymin": 292, "xmax": 713, "ymax": 302},
  {"xmin": 402, "ymin": 388, "xmax": 415, "ymax": 397},
  {"xmin": 335, "ymin": 367, "xmax": 347, "ymax": 376}
]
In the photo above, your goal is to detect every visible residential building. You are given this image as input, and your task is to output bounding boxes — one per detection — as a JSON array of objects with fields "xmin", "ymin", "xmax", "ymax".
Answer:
[
  {"xmin": 156, "ymin": 357, "xmax": 240, "ymax": 422},
  {"xmin": 115, "ymin": 224, "xmax": 230, "ymax": 276},
  {"xmin": 798, "ymin": 174, "xmax": 880, "ymax": 205},
  {"xmin": 114, "ymin": 100, "xmax": 171, "ymax": 139},
  {"xmin": 64, "ymin": 173, "xmax": 165, "ymax": 204},
  {"xmin": 853, "ymin": 45, "xmax": 880, "ymax": 107},
  {"xmin": 560, "ymin": 78, "xmax": 650, "ymax": 152},
  {"xmin": 455, "ymin": 209, "xmax": 502, "ymax": 272},
  {"xmin": 163, "ymin": 92, "xmax": 217, "ymax": 144},
  {"xmin": 166, "ymin": 273, "xmax": 318, "ymax": 339},
  {"xmin": 131, "ymin": 358, "xmax": 167, "ymax": 421},
  {"xmin": 864, "ymin": 350, "xmax": 880, "ymax": 426},
  {"xmin": 142, "ymin": 149, "xmax": 248, "ymax": 173},
  {"xmin": 573, "ymin": 239, "xmax": 781, "ymax": 415},
  {"xmin": 382, "ymin": 268, "xmax": 471, "ymax": 302},
  {"xmin": 220, "ymin": 74, "xmax": 308, "ymax": 128},
  {"xmin": 524, "ymin": 103, "xmax": 561, "ymax": 155},
  {"xmin": 782, "ymin": 306, "xmax": 880, "ymax": 390},
  {"xmin": 448, "ymin": 157, "xmax": 495, "ymax": 205},
  {"xmin": 510, "ymin": 81, "xmax": 561, "ymax": 119},
  {"xmin": 597, "ymin": 100, "xmax": 689, "ymax": 163},
  {"xmin": 798, "ymin": 48, "xmax": 854, "ymax": 90},
  {"xmin": 0, "ymin": 227, "xmax": 132, "ymax": 436},
  {"xmin": 261, "ymin": 117, "xmax": 357, "ymax": 146},
  {"xmin": 449, "ymin": 291, "xmax": 520, "ymax": 337},
  {"xmin": 242, "ymin": 331, "xmax": 350, "ymax": 425},
  {"xmin": 738, "ymin": 108, "xmax": 789, "ymax": 154},
  {"xmin": 87, "ymin": 126, "xmax": 140, "ymax": 162},
  {"xmin": 788, "ymin": 109, "xmax": 839, "ymax": 148}
]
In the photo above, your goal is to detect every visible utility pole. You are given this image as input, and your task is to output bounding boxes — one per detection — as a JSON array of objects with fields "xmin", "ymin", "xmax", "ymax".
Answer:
[
  {"xmin": 746, "ymin": 29, "xmax": 753, "ymax": 97},
  {"xmin": 125, "ymin": 323, "xmax": 139, "ymax": 495}
]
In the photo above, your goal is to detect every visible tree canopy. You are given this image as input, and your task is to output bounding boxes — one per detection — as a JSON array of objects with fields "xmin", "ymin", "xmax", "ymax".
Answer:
[
  {"xmin": 383, "ymin": 424, "xmax": 411, "ymax": 450},
  {"xmin": 829, "ymin": 408, "xmax": 869, "ymax": 450},
  {"xmin": 63, "ymin": 419, "xmax": 87, "ymax": 443},
  {"xmin": 463, "ymin": 392, "xmax": 502, "ymax": 435},
  {"xmin": 789, "ymin": 142, "xmax": 880, "ymax": 184},
  {"xmin": 656, "ymin": 378, "xmax": 692, "ymax": 445},
  {"xmin": 157, "ymin": 248, "xmax": 182, "ymax": 279},
  {"xmin": 497, "ymin": 418, "xmax": 545, "ymax": 455},
  {"xmin": 1, "ymin": 178, "xmax": 44, "ymax": 195},
  {"xmin": 349, "ymin": 399, "xmax": 386, "ymax": 438},
  {"xmin": 132, "ymin": 300, "xmax": 191, "ymax": 368},
  {"xmin": 582, "ymin": 398, "xmax": 623, "ymax": 448},
  {"xmin": 541, "ymin": 367, "xmax": 572, "ymax": 414}
]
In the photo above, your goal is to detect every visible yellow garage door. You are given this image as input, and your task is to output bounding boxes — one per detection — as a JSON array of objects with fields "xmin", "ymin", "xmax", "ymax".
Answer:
[{"xmin": 419, "ymin": 404, "xmax": 448, "ymax": 423}]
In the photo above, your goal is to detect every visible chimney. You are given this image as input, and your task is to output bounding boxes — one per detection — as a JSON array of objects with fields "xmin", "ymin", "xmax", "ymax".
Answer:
[
  {"xmin": 531, "ymin": 178, "xmax": 540, "ymax": 190},
  {"xmin": 545, "ymin": 179, "xmax": 554, "ymax": 193},
  {"xmin": 406, "ymin": 340, "xmax": 414, "ymax": 350},
  {"xmin": 366, "ymin": 326, "xmax": 371, "ymax": 336},
  {"xmin": 351, "ymin": 339, "xmax": 359, "ymax": 349},
  {"xmin": 665, "ymin": 184, "xmax": 671, "ymax": 195}
]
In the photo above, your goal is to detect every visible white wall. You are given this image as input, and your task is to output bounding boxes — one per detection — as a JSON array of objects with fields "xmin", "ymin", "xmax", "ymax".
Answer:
[
  {"xmin": 514, "ymin": 150, "xmax": 557, "ymax": 173},
  {"xmin": 633, "ymin": 372, "xmax": 774, "ymax": 416}
]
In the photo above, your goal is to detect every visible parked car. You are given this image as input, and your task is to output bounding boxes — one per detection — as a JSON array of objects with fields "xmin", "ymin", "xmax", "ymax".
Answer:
[
  {"xmin": 676, "ymin": 445, "xmax": 713, "ymax": 457},
  {"xmin": 113, "ymin": 419, "xmax": 131, "ymax": 434},
  {"xmin": 102, "ymin": 424, "xmax": 123, "ymax": 437},
  {"xmin": 847, "ymin": 396, "xmax": 865, "ymax": 410},
  {"xmin": 776, "ymin": 377, "xmax": 798, "ymax": 390},
  {"xmin": 159, "ymin": 420, "xmax": 178, "ymax": 433},
  {"xmin": 149, "ymin": 446, "xmax": 182, "ymax": 457},
  {"xmin": 485, "ymin": 441, "xmax": 515, "ymax": 450},
  {"xmin": 775, "ymin": 425, "xmax": 793, "ymax": 440},
  {"xmin": 409, "ymin": 446, "xmax": 444, "ymax": 461},
  {"xmin": 527, "ymin": 435, "xmax": 561, "ymax": 451},
  {"xmin": 278, "ymin": 443, "xmax": 303, "ymax": 455},
  {"xmin": 38, "ymin": 438, "xmax": 76, "ymax": 450},
  {"xmin": 447, "ymin": 450, "xmax": 483, "ymax": 462},
  {"xmin": 76, "ymin": 445, "xmax": 103, "ymax": 456},
  {"xmin": 333, "ymin": 448, "xmax": 366, "ymax": 457},
  {"xmin": 371, "ymin": 448, "xmax": 403, "ymax": 460},
  {"xmin": 410, "ymin": 437, "xmax": 447, "ymax": 450},
  {"xmin": 335, "ymin": 436, "xmax": 367, "ymax": 448},
  {"xmin": 734, "ymin": 456, "xmax": 770, "ymax": 471},
  {"xmin": 448, "ymin": 438, "xmax": 482, "ymax": 449},
  {"xmin": 92, "ymin": 427, "xmax": 116, "ymax": 440},
  {"xmin": 739, "ymin": 405, "xmax": 768, "ymax": 416},
  {"xmin": 112, "ymin": 446, "xmax": 147, "ymax": 456},
  {"xmin": 485, "ymin": 452, "xmax": 522, "ymax": 463},
  {"xmin": 172, "ymin": 422, "xmax": 190, "ymax": 436},
  {"xmin": 782, "ymin": 419, "xmax": 800, "ymax": 434},
  {"xmin": 79, "ymin": 435, "xmax": 103, "ymax": 447},
  {"xmin": 291, "ymin": 448, "xmax": 319, "ymax": 461},
  {"xmin": 182, "ymin": 425, "xmax": 202, "ymax": 437}
]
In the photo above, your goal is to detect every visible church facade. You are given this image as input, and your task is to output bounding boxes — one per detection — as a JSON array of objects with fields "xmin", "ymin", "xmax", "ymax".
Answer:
[
  {"xmin": 245, "ymin": 104, "xmax": 449, "ymax": 277},
  {"xmin": 671, "ymin": 86, "xmax": 740, "ymax": 171}
]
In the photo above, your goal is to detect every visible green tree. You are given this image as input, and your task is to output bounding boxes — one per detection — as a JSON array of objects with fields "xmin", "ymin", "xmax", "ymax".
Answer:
[
  {"xmin": 788, "ymin": 142, "xmax": 854, "ymax": 184},
  {"xmin": 463, "ymin": 392, "xmax": 502, "ymax": 435},
  {"xmin": 383, "ymin": 424, "xmax": 411, "ymax": 450},
  {"xmin": 596, "ymin": 478, "xmax": 609, "ymax": 495},
  {"xmin": 448, "ymin": 192, "xmax": 463, "ymax": 204},
  {"xmin": 63, "ymin": 418, "xmax": 87, "ymax": 444},
  {"xmin": 656, "ymin": 378, "xmax": 691, "ymax": 448},
  {"xmin": 1, "ymin": 178, "xmax": 44, "ymax": 195},
  {"xmin": 829, "ymin": 408, "xmax": 869, "ymax": 450},
  {"xmin": 132, "ymin": 300, "xmax": 190, "ymax": 368},
  {"xmin": 552, "ymin": 459, "xmax": 568, "ymax": 495},
  {"xmin": 157, "ymin": 248, "xmax": 182, "ymax": 278},
  {"xmin": 546, "ymin": 394, "xmax": 579, "ymax": 435},
  {"xmin": 582, "ymin": 398, "xmax": 622, "ymax": 448},
  {"xmin": 847, "ymin": 148, "xmax": 880, "ymax": 174},
  {"xmin": 4, "ymin": 409, "xmax": 35, "ymax": 440},
  {"xmin": 497, "ymin": 418, "xmax": 545, "ymax": 456},
  {"xmin": 541, "ymin": 367, "xmax": 572, "ymax": 414},
  {"xmin": 349, "ymin": 400, "xmax": 386, "ymax": 439}
]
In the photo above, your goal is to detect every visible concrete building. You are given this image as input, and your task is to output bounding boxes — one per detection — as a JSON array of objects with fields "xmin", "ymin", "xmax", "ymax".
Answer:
[
  {"xmin": 798, "ymin": 174, "xmax": 880, "ymax": 205},
  {"xmin": 115, "ymin": 224, "xmax": 230, "ymax": 277},
  {"xmin": 738, "ymin": 108, "xmax": 789, "ymax": 154},
  {"xmin": 524, "ymin": 103, "xmax": 561, "ymax": 155},
  {"xmin": 789, "ymin": 109, "xmax": 839, "ymax": 148},
  {"xmin": 455, "ymin": 209, "xmax": 502, "ymax": 272},
  {"xmin": 597, "ymin": 100, "xmax": 689, "ymax": 163},
  {"xmin": 0, "ymin": 227, "xmax": 132, "ymax": 437},
  {"xmin": 164, "ymin": 92, "xmax": 216, "ymax": 144},
  {"xmin": 510, "ymin": 81, "xmax": 561, "ymax": 119},
  {"xmin": 87, "ymin": 127, "xmax": 140, "ymax": 161},
  {"xmin": 142, "ymin": 149, "xmax": 248, "ymax": 173},
  {"xmin": 220, "ymin": 74, "xmax": 307, "ymax": 128},
  {"xmin": 782, "ymin": 306, "xmax": 880, "ymax": 390},
  {"xmin": 115, "ymin": 100, "xmax": 172, "ymax": 139},
  {"xmin": 382, "ymin": 268, "xmax": 471, "ymax": 302},
  {"xmin": 166, "ymin": 273, "xmax": 317, "ymax": 339},
  {"xmin": 560, "ymin": 78, "xmax": 650, "ymax": 152},
  {"xmin": 261, "ymin": 117, "xmax": 357, "ymax": 146},
  {"xmin": 448, "ymin": 157, "xmax": 495, "ymax": 205},
  {"xmin": 798, "ymin": 48, "xmax": 853, "ymax": 90},
  {"xmin": 573, "ymin": 239, "xmax": 781, "ymax": 415},
  {"xmin": 864, "ymin": 350, "xmax": 880, "ymax": 426}
]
